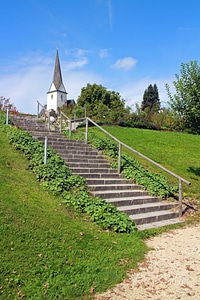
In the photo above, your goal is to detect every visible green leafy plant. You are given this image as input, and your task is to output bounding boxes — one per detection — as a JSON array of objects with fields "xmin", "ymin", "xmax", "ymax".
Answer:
[{"xmin": 62, "ymin": 191, "xmax": 137, "ymax": 233}]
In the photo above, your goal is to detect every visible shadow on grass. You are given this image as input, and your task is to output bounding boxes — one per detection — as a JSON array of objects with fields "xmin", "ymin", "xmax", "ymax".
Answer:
[{"xmin": 187, "ymin": 166, "xmax": 200, "ymax": 177}]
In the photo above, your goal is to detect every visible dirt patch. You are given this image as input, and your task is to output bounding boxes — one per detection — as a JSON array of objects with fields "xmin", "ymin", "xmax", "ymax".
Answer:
[{"xmin": 95, "ymin": 224, "xmax": 200, "ymax": 300}]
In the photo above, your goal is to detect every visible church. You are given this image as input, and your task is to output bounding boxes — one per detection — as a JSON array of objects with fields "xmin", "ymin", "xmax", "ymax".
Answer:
[{"xmin": 47, "ymin": 49, "xmax": 75, "ymax": 112}]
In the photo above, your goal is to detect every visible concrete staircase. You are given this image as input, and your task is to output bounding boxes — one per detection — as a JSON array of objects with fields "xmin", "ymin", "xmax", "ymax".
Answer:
[{"xmin": 10, "ymin": 114, "xmax": 183, "ymax": 230}]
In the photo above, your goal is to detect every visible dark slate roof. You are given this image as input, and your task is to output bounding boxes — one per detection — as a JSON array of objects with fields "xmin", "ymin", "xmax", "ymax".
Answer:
[{"xmin": 52, "ymin": 49, "xmax": 63, "ymax": 90}]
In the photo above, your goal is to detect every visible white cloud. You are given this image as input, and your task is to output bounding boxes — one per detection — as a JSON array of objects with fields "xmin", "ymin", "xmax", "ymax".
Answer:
[
  {"xmin": 99, "ymin": 48, "xmax": 112, "ymax": 58},
  {"xmin": 65, "ymin": 70, "xmax": 104, "ymax": 100},
  {"xmin": 112, "ymin": 57, "xmax": 137, "ymax": 71},
  {"xmin": 0, "ymin": 66, "xmax": 51, "ymax": 114},
  {"xmin": 74, "ymin": 48, "xmax": 90, "ymax": 57},
  {"xmin": 0, "ymin": 51, "xmax": 175, "ymax": 115},
  {"xmin": 64, "ymin": 57, "xmax": 88, "ymax": 70},
  {"xmin": 63, "ymin": 48, "xmax": 90, "ymax": 70},
  {"xmin": 111, "ymin": 76, "xmax": 174, "ymax": 110},
  {"xmin": 0, "ymin": 53, "xmax": 103, "ymax": 114}
]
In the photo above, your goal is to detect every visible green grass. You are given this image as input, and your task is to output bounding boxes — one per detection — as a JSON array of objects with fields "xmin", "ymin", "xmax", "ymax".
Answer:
[
  {"xmin": 0, "ymin": 129, "xmax": 147, "ymax": 300},
  {"xmin": 86, "ymin": 126, "xmax": 200, "ymax": 203}
]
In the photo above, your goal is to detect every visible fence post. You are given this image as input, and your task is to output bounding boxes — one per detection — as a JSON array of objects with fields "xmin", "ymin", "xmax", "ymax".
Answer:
[
  {"xmin": 44, "ymin": 136, "xmax": 48, "ymax": 164},
  {"xmin": 178, "ymin": 178, "xmax": 183, "ymax": 217},
  {"xmin": 118, "ymin": 142, "xmax": 122, "ymax": 173},
  {"xmin": 85, "ymin": 117, "xmax": 88, "ymax": 142}
]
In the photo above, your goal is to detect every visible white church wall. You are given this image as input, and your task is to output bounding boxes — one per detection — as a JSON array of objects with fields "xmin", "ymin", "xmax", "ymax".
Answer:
[
  {"xmin": 47, "ymin": 92, "xmax": 57, "ymax": 111},
  {"xmin": 47, "ymin": 90, "xmax": 67, "ymax": 111}
]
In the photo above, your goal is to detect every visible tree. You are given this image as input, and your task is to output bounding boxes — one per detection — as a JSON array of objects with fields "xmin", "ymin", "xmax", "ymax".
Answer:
[
  {"xmin": 141, "ymin": 84, "xmax": 160, "ymax": 113},
  {"xmin": 166, "ymin": 61, "xmax": 200, "ymax": 134},
  {"xmin": 76, "ymin": 83, "xmax": 129, "ymax": 123},
  {"xmin": 0, "ymin": 96, "xmax": 17, "ymax": 112}
]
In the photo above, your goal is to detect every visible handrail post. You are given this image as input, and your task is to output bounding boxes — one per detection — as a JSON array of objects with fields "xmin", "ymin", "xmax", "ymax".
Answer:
[
  {"xmin": 48, "ymin": 112, "xmax": 50, "ymax": 130},
  {"xmin": 37, "ymin": 101, "xmax": 39, "ymax": 118},
  {"xmin": 44, "ymin": 136, "xmax": 48, "ymax": 164},
  {"xmin": 86, "ymin": 117, "xmax": 89, "ymax": 142},
  {"xmin": 69, "ymin": 120, "xmax": 72, "ymax": 137},
  {"xmin": 60, "ymin": 112, "xmax": 62, "ymax": 133},
  {"xmin": 178, "ymin": 178, "xmax": 183, "ymax": 217},
  {"xmin": 74, "ymin": 112, "xmax": 76, "ymax": 131},
  {"xmin": 6, "ymin": 108, "xmax": 9, "ymax": 125},
  {"xmin": 118, "ymin": 142, "xmax": 122, "ymax": 174}
]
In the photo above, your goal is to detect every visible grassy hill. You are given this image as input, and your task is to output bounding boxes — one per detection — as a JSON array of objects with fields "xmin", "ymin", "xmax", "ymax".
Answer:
[
  {"xmin": 1, "ymin": 115, "xmax": 199, "ymax": 299},
  {"xmin": 0, "ymin": 128, "xmax": 147, "ymax": 299},
  {"xmin": 87, "ymin": 126, "xmax": 200, "ymax": 203}
]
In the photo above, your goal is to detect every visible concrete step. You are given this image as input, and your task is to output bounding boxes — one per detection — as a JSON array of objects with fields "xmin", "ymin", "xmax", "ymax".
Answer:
[
  {"xmin": 66, "ymin": 162, "xmax": 110, "ymax": 168},
  {"xmin": 49, "ymin": 142, "xmax": 89, "ymax": 148},
  {"xmin": 61, "ymin": 154, "xmax": 105, "ymax": 160},
  {"xmin": 71, "ymin": 167, "xmax": 118, "ymax": 174},
  {"xmin": 60, "ymin": 152, "xmax": 104, "ymax": 162},
  {"xmin": 129, "ymin": 210, "xmax": 179, "ymax": 225},
  {"xmin": 93, "ymin": 189, "xmax": 149, "ymax": 199},
  {"xmin": 117, "ymin": 201, "xmax": 177, "ymax": 215},
  {"xmin": 37, "ymin": 136, "xmax": 69, "ymax": 141},
  {"xmin": 63, "ymin": 157, "xmax": 108, "ymax": 164},
  {"xmin": 54, "ymin": 149, "xmax": 99, "ymax": 156},
  {"xmin": 86, "ymin": 178, "xmax": 134, "ymax": 185},
  {"xmin": 88, "ymin": 183, "xmax": 141, "ymax": 191},
  {"xmin": 106, "ymin": 196, "xmax": 161, "ymax": 206},
  {"xmin": 137, "ymin": 218, "xmax": 183, "ymax": 230},
  {"xmin": 80, "ymin": 173, "xmax": 122, "ymax": 179},
  {"xmin": 48, "ymin": 144, "xmax": 93, "ymax": 150}
]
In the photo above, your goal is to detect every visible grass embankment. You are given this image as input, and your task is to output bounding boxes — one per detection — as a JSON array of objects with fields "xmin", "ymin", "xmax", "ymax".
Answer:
[
  {"xmin": 87, "ymin": 126, "xmax": 200, "ymax": 203},
  {"xmin": 0, "ymin": 129, "xmax": 147, "ymax": 299}
]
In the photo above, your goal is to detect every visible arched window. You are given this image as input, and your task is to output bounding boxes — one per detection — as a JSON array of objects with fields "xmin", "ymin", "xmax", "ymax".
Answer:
[{"xmin": 51, "ymin": 94, "xmax": 53, "ymax": 99}]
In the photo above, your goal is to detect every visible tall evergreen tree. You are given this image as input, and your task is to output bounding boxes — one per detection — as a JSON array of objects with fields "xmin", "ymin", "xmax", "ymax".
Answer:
[{"xmin": 141, "ymin": 84, "xmax": 160, "ymax": 112}]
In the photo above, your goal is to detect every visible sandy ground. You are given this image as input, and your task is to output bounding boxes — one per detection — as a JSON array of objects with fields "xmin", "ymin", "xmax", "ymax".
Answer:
[{"xmin": 95, "ymin": 224, "xmax": 200, "ymax": 300}]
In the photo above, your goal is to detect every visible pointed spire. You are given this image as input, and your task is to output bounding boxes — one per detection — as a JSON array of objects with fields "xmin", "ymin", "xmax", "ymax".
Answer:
[{"xmin": 52, "ymin": 49, "xmax": 63, "ymax": 90}]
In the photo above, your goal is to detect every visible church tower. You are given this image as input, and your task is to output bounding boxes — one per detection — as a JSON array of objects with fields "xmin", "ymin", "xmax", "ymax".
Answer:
[{"xmin": 47, "ymin": 49, "xmax": 68, "ymax": 111}]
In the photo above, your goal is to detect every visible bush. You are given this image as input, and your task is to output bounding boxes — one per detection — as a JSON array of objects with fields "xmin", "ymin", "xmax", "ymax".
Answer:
[
  {"xmin": 62, "ymin": 191, "xmax": 137, "ymax": 233},
  {"xmin": 119, "ymin": 113, "xmax": 160, "ymax": 130}
]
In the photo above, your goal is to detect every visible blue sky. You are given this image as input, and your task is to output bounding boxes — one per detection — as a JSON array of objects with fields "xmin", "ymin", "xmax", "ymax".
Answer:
[{"xmin": 1, "ymin": 0, "xmax": 200, "ymax": 114}]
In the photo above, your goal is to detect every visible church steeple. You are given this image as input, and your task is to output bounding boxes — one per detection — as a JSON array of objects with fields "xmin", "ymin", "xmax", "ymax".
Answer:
[
  {"xmin": 47, "ymin": 49, "xmax": 67, "ymax": 111},
  {"xmin": 52, "ymin": 49, "xmax": 65, "ymax": 91}
]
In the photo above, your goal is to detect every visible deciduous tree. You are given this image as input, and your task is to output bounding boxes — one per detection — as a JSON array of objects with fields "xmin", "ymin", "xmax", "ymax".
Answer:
[
  {"xmin": 76, "ymin": 83, "xmax": 129, "ymax": 123},
  {"xmin": 166, "ymin": 61, "xmax": 200, "ymax": 134}
]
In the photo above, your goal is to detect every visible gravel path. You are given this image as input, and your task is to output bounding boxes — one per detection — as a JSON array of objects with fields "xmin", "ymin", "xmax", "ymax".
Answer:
[{"xmin": 95, "ymin": 224, "xmax": 200, "ymax": 300}]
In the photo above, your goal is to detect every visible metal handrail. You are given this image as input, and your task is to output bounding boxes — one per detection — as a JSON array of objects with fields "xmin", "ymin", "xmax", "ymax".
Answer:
[
  {"xmin": 85, "ymin": 117, "xmax": 191, "ymax": 217},
  {"xmin": 37, "ymin": 100, "xmax": 46, "ymax": 118},
  {"xmin": 60, "ymin": 111, "xmax": 72, "ymax": 136}
]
